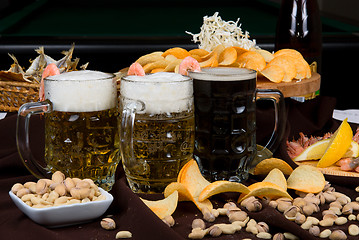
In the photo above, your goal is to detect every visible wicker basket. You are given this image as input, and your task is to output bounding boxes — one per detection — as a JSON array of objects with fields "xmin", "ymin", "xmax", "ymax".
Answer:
[{"xmin": 0, "ymin": 81, "xmax": 39, "ymax": 112}]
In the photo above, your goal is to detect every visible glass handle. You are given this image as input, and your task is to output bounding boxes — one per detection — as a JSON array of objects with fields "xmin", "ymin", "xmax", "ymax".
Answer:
[
  {"xmin": 256, "ymin": 89, "xmax": 286, "ymax": 154},
  {"xmin": 16, "ymin": 100, "xmax": 52, "ymax": 179},
  {"xmin": 120, "ymin": 100, "xmax": 145, "ymax": 168}
]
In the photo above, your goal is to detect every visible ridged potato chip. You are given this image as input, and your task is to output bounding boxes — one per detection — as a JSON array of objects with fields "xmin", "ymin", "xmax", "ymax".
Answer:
[
  {"xmin": 199, "ymin": 52, "xmax": 218, "ymax": 68},
  {"xmin": 143, "ymin": 60, "xmax": 169, "ymax": 73},
  {"xmin": 164, "ymin": 59, "xmax": 182, "ymax": 72},
  {"xmin": 233, "ymin": 46, "xmax": 248, "ymax": 57},
  {"xmin": 287, "ymin": 165, "xmax": 325, "ymax": 193},
  {"xmin": 162, "ymin": 47, "xmax": 190, "ymax": 59},
  {"xmin": 180, "ymin": 160, "xmax": 210, "ymax": 198},
  {"xmin": 273, "ymin": 48, "xmax": 303, "ymax": 59},
  {"xmin": 140, "ymin": 191, "xmax": 178, "ymax": 219},
  {"xmin": 237, "ymin": 51, "xmax": 266, "ymax": 71}
]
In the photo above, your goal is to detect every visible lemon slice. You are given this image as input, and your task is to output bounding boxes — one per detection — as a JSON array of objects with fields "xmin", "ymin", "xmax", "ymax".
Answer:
[
  {"xmin": 317, "ymin": 119, "xmax": 353, "ymax": 168},
  {"xmin": 294, "ymin": 139, "xmax": 330, "ymax": 161}
]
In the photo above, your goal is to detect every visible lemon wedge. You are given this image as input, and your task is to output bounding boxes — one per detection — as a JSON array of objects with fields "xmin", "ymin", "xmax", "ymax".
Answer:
[
  {"xmin": 294, "ymin": 139, "xmax": 330, "ymax": 161},
  {"xmin": 317, "ymin": 119, "xmax": 353, "ymax": 168},
  {"xmin": 343, "ymin": 141, "xmax": 359, "ymax": 158}
]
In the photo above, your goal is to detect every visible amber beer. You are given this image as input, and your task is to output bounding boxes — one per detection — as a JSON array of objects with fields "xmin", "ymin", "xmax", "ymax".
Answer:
[
  {"xmin": 189, "ymin": 68, "xmax": 257, "ymax": 182},
  {"xmin": 120, "ymin": 73, "xmax": 194, "ymax": 193},
  {"xmin": 44, "ymin": 70, "xmax": 119, "ymax": 190}
]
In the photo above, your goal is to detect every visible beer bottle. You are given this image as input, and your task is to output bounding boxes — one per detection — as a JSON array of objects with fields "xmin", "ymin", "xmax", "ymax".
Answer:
[{"xmin": 275, "ymin": 0, "xmax": 322, "ymax": 73}]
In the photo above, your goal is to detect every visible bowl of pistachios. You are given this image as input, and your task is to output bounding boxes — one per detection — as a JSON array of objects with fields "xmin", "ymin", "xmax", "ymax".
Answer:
[{"xmin": 9, "ymin": 171, "xmax": 113, "ymax": 227}]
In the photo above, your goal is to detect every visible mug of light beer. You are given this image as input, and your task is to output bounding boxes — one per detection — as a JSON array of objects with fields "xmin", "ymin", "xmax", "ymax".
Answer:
[
  {"xmin": 119, "ymin": 72, "xmax": 194, "ymax": 193},
  {"xmin": 16, "ymin": 70, "xmax": 120, "ymax": 191},
  {"xmin": 188, "ymin": 67, "xmax": 285, "ymax": 182}
]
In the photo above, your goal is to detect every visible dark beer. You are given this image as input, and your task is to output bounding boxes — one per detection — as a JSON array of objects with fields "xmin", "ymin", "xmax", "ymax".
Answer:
[{"xmin": 189, "ymin": 68, "xmax": 257, "ymax": 182}]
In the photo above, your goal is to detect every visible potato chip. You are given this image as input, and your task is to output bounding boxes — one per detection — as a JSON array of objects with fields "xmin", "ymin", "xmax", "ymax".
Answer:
[
  {"xmin": 136, "ymin": 51, "xmax": 164, "ymax": 66},
  {"xmin": 273, "ymin": 49, "xmax": 304, "ymax": 59},
  {"xmin": 238, "ymin": 181, "xmax": 292, "ymax": 203},
  {"xmin": 162, "ymin": 47, "xmax": 190, "ymax": 59},
  {"xmin": 267, "ymin": 55, "xmax": 296, "ymax": 82},
  {"xmin": 150, "ymin": 68, "xmax": 165, "ymax": 73},
  {"xmin": 199, "ymin": 52, "xmax": 218, "ymax": 68},
  {"xmin": 164, "ymin": 54, "xmax": 178, "ymax": 62},
  {"xmin": 260, "ymin": 65, "xmax": 285, "ymax": 83},
  {"xmin": 262, "ymin": 168, "xmax": 287, "ymax": 191},
  {"xmin": 253, "ymin": 158, "xmax": 293, "ymax": 176},
  {"xmin": 164, "ymin": 182, "xmax": 193, "ymax": 202},
  {"xmin": 164, "ymin": 59, "xmax": 182, "ymax": 72},
  {"xmin": 232, "ymin": 46, "xmax": 249, "ymax": 57},
  {"xmin": 140, "ymin": 190, "xmax": 178, "ymax": 219},
  {"xmin": 218, "ymin": 47, "xmax": 237, "ymax": 66},
  {"xmin": 190, "ymin": 54, "xmax": 202, "ymax": 62},
  {"xmin": 143, "ymin": 60, "xmax": 169, "ymax": 73},
  {"xmin": 180, "ymin": 160, "xmax": 210, "ymax": 198},
  {"xmin": 237, "ymin": 51, "xmax": 266, "ymax": 71},
  {"xmin": 255, "ymin": 49, "xmax": 274, "ymax": 63},
  {"xmin": 287, "ymin": 165, "xmax": 325, "ymax": 193},
  {"xmin": 198, "ymin": 180, "xmax": 249, "ymax": 201},
  {"xmin": 189, "ymin": 48, "xmax": 209, "ymax": 57},
  {"xmin": 201, "ymin": 44, "xmax": 225, "ymax": 60}
]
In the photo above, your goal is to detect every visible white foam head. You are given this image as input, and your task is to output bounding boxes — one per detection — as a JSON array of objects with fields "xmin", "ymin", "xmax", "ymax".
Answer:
[
  {"xmin": 121, "ymin": 72, "xmax": 193, "ymax": 114},
  {"xmin": 45, "ymin": 70, "xmax": 116, "ymax": 112},
  {"xmin": 188, "ymin": 67, "xmax": 256, "ymax": 81}
]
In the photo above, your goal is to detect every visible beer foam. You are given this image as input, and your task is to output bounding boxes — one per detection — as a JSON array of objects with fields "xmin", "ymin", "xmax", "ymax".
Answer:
[
  {"xmin": 45, "ymin": 70, "xmax": 116, "ymax": 112},
  {"xmin": 188, "ymin": 67, "xmax": 256, "ymax": 81},
  {"xmin": 121, "ymin": 72, "xmax": 193, "ymax": 114}
]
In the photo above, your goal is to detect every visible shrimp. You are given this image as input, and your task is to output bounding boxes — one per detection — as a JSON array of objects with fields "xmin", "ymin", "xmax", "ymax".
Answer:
[
  {"xmin": 353, "ymin": 128, "xmax": 359, "ymax": 144},
  {"xmin": 336, "ymin": 158, "xmax": 354, "ymax": 171},
  {"xmin": 39, "ymin": 63, "xmax": 60, "ymax": 101},
  {"xmin": 286, "ymin": 140, "xmax": 304, "ymax": 159},
  {"xmin": 179, "ymin": 56, "xmax": 201, "ymax": 76},
  {"xmin": 127, "ymin": 62, "xmax": 145, "ymax": 76}
]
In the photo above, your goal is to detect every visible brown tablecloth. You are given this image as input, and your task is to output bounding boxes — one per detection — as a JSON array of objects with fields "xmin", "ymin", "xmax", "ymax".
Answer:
[{"xmin": 1, "ymin": 96, "xmax": 359, "ymax": 240}]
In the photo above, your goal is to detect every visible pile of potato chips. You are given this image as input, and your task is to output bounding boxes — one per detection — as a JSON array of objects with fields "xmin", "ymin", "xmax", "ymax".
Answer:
[
  {"xmin": 130, "ymin": 46, "xmax": 312, "ymax": 83},
  {"xmin": 141, "ymin": 158, "xmax": 326, "ymax": 219}
]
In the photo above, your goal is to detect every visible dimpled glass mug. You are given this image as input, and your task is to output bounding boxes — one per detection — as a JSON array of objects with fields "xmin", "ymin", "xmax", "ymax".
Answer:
[
  {"xmin": 189, "ymin": 67, "xmax": 285, "ymax": 182},
  {"xmin": 16, "ymin": 70, "xmax": 120, "ymax": 191},
  {"xmin": 119, "ymin": 72, "xmax": 195, "ymax": 193}
]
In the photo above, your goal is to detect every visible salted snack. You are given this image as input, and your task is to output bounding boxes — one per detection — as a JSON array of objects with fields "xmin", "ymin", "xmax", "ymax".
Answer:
[{"xmin": 11, "ymin": 171, "xmax": 105, "ymax": 208}]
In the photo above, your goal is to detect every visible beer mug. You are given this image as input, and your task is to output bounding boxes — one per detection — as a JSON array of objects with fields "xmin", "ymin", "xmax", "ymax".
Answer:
[
  {"xmin": 189, "ymin": 68, "xmax": 285, "ymax": 182},
  {"xmin": 119, "ymin": 72, "xmax": 194, "ymax": 193},
  {"xmin": 17, "ymin": 70, "xmax": 120, "ymax": 191}
]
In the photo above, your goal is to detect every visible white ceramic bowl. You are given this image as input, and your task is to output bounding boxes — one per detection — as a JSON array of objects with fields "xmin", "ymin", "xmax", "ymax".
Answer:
[{"xmin": 9, "ymin": 188, "xmax": 113, "ymax": 227}]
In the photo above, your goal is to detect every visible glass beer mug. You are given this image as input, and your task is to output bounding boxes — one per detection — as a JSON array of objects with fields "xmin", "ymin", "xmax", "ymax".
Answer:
[
  {"xmin": 17, "ymin": 70, "xmax": 120, "ymax": 191},
  {"xmin": 189, "ymin": 67, "xmax": 285, "ymax": 182},
  {"xmin": 119, "ymin": 72, "xmax": 195, "ymax": 193}
]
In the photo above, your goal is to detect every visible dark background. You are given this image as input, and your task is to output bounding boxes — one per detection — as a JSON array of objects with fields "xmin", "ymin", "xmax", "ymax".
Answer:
[{"xmin": 0, "ymin": 0, "xmax": 358, "ymax": 109}]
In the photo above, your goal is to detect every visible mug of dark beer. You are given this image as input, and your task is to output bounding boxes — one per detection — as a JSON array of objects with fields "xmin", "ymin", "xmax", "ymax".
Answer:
[
  {"xmin": 119, "ymin": 72, "xmax": 195, "ymax": 193},
  {"xmin": 188, "ymin": 67, "xmax": 285, "ymax": 182},
  {"xmin": 16, "ymin": 70, "xmax": 120, "ymax": 191}
]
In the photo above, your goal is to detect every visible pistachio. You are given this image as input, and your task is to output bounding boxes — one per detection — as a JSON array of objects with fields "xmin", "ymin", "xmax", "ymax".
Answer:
[
  {"xmin": 192, "ymin": 219, "xmax": 206, "ymax": 230},
  {"xmin": 348, "ymin": 224, "xmax": 359, "ymax": 236},
  {"xmin": 64, "ymin": 177, "xmax": 76, "ymax": 192},
  {"xmin": 329, "ymin": 201, "xmax": 343, "ymax": 209},
  {"xmin": 294, "ymin": 213, "xmax": 306, "ymax": 225},
  {"xmin": 240, "ymin": 196, "xmax": 256, "ymax": 207},
  {"xmin": 243, "ymin": 199, "xmax": 262, "ymax": 212},
  {"xmin": 76, "ymin": 180, "xmax": 91, "ymax": 189},
  {"xmin": 292, "ymin": 198, "xmax": 306, "ymax": 208},
  {"xmin": 101, "ymin": 217, "xmax": 116, "ymax": 230},
  {"xmin": 323, "ymin": 192, "xmax": 337, "ymax": 203},
  {"xmin": 309, "ymin": 225, "xmax": 320, "ymax": 236},
  {"xmin": 224, "ymin": 201, "xmax": 237, "ymax": 209},
  {"xmin": 16, "ymin": 188, "xmax": 30, "ymax": 198},
  {"xmin": 319, "ymin": 218, "xmax": 335, "ymax": 227},
  {"xmin": 208, "ymin": 226, "xmax": 222, "ymax": 237},
  {"xmin": 70, "ymin": 187, "xmax": 91, "ymax": 200},
  {"xmin": 268, "ymin": 200, "xmax": 278, "ymax": 208},
  {"xmin": 329, "ymin": 230, "xmax": 347, "ymax": 240},
  {"xmin": 52, "ymin": 171, "xmax": 65, "ymax": 183},
  {"xmin": 277, "ymin": 201, "xmax": 292, "ymax": 213},
  {"xmin": 284, "ymin": 206, "xmax": 299, "ymax": 221},
  {"xmin": 329, "ymin": 206, "xmax": 342, "ymax": 216},
  {"xmin": 273, "ymin": 233, "xmax": 285, "ymax": 240},
  {"xmin": 115, "ymin": 231, "xmax": 132, "ymax": 239},
  {"xmin": 36, "ymin": 179, "xmax": 48, "ymax": 195},
  {"xmin": 319, "ymin": 229, "xmax": 332, "ymax": 238},
  {"xmin": 201, "ymin": 207, "xmax": 215, "ymax": 222},
  {"xmin": 257, "ymin": 222, "xmax": 269, "ymax": 233},
  {"xmin": 162, "ymin": 215, "xmax": 175, "ymax": 227},
  {"xmin": 54, "ymin": 183, "xmax": 67, "ymax": 196},
  {"xmin": 341, "ymin": 204, "xmax": 353, "ymax": 215}
]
